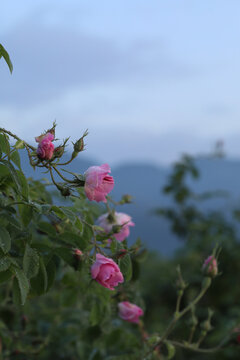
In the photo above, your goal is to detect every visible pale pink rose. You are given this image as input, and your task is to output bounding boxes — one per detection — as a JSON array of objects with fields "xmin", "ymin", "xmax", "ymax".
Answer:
[
  {"xmin": 118, "ymin": 301, "xmax": 144, "ymax": 323},
  {"xmin": 84, "ymin": 164, "xmax": 114, "ymax": 202},
  {"xmin": 202, "ymin": 255, "xmax": 218, "ymax": 277},
  {"xmin": 97, "ymin": 212, "xmax": 135, "ymax": 242},
  {"xmin": 91, "ymin": 253, "xmax": 124, "ymax": 290},
  {"xmin": 36, "ymin": 132, "xmax": 54, "ymax": 160}
]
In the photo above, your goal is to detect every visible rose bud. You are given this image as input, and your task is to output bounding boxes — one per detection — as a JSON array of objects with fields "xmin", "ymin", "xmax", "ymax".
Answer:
[
  {"xmin": 35, "ymin": 132, "xmax": 54, "ymax": 160},
  {"xmin": 202, "ymin": 255, "xmax": 218, "ymax": 278},
  {"xmin": 118, "ymin": 301, "xmax": 144, "ymax": 323},
  {"xmin": 97, "ymin": 212, "xmax": 135, "ymax": 242},
  {"xmin": 91, "ymin": 253, "xmax": 124, "ymax": 290},
  {"xmin": 74, "ymin": 249, "xmax": 83, "ymax": 256},
  {"xmin": 84, "ymin": 164, "xmax": 114, "ymax": 202}
]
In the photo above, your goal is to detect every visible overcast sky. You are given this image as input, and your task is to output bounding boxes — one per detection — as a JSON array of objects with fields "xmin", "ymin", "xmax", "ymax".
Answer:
[{"xmin": 1, "ymin": 0, "xmax": 240, "ymax": 166}]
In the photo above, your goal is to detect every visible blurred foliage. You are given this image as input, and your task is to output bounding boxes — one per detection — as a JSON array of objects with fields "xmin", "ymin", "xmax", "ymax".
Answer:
[{"xmin": 143, "ymin": 155, "xmax": 240, "ymax": 359}]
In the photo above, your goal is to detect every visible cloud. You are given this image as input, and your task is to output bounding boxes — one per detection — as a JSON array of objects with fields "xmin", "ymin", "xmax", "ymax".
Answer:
[{"xmin": 0, "ymin": 14, "xmax": 195, "ymax": 107}]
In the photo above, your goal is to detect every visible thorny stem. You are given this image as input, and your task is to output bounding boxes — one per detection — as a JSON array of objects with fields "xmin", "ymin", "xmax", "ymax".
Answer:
[
  {"xmin": 169, "ymin": 335, "xmax": 230, "ymax": 354},
  {"xmin": 143, "ymin": 278, "xmax": 212, "ymax": 359},
  {"xmin": 0, "ymin": 128, "xmax": 35, "ymax": 151},
  {"xmin": 52, "ymin": 165, "xmax": 75, "ymax": 183}
]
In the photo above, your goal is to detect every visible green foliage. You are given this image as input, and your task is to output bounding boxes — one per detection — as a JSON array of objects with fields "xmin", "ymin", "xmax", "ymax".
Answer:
[
  {"xmin": 0, "ymin": 124, "xmax": 238, "ymax": 359},
  {"xmin": 0, "ymin": 44, "xmax": 13, "ymax": 73}
]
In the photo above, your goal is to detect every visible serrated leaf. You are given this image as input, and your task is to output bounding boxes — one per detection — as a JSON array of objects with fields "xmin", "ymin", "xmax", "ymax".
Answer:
[
  {"xmin": 23, "ymin": 244, "xmax": 39, "ymax": 279},
  {"xmin": 30, "ymin": 258, "xmax": 48, "ymax": 295},
  {"xmin": 0, "ymin": 228, "xmax": 11, "ymax": 254},
  {"xmin": 0, "ymin": 269, "xmax": 12, "ymax": 283},
  {"xmin": 0, "ymin": 134, "xmax": 10, "ymax": 155},
  {"xmin": 12, "ymin": 267, "xmax": 30, "ymax": 305},
  {"xmin": 0, "ymin": 257, "xmax": 11, "ymax": 272},
  {"xmin": 90, "ymin": 302, "xmax": 103, "ymax": 326},
  {"xmin": 58, "ymin": 231, "xmax": 88, "ymax": 249},
  {"xmin": 16, "ymin": 170, "xmax": 28, "ymax": 199},
  {"xmin": 0, "ymin": 160, "xmax": 21, "ymax": 194},
  {"xmin": 18, "ymin": 204, "xmax": 33, "ymax": 227},
  {"xmin": 37, "ymin": 221, "xmax": 56, "ymax": 237},
  {"xmin": 46, "ymin": 259, "xmax": 56, "ymax": 291},
  {"xmin": 119, "ymin": 254, "xmax": 132, "ymax": 281},
  {"xmin": 15, "ymin": 140, "xmax": 25, "ymax": 149},
  {"xmin": 55, "ymin": 247, "xmax": 74, "ymax": 266},
  {"xmin": 0, "ymin": 44, "xmax": 13, "ymax": 73},
  {"xmin": 10, "ymin": 151, "xmax": 21, "ymax": 169}
]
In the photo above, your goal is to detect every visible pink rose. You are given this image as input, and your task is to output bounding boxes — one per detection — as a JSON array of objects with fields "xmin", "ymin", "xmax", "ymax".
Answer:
[
  {"xmin": 97, "ymin": 212, "xmax": 135, "ymax": 242},
  {"xmin": 84, "ymin": 164, "xmax": 114, "ymax": 202},
  {"xmin": 118, "ymin": 301, "xmax": 144, "ymax": 323},
  {"xmin": 91, "ymin": 253, "xmax": 124, "ymax": 290},
  {"xmin": 202, "ymin": 255, "xmax": 218, "ymax": 277},
  {"xmin": 36, "ymin": 132, "xmax": 54, "ymax": 160}
]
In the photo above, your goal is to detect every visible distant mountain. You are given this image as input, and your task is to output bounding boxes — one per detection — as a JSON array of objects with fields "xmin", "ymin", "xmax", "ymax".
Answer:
[{"xmin": 19, "ymin": 151, "xmax": 240, "ymax": 255}]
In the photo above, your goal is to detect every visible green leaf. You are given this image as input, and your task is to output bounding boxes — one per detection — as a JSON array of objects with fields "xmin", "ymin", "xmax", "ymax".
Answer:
[
  {"xmin": 10, "ymin": 151, "xmax": 21, "ymax": 169},
  {"xmin": 0, "ymin": 44, "xmax": 13, "ymax": 73},
  {"xmin": 46, "ymin": 259, "xmax": 56, "ymax": 291},
  {"xmin": 55, "ymin": 247, "xmax": 74, "ymax": 266},
  {"xmin": 0, "ymin": 257, "xmax": 11, "ymax": 272},
  {"xmin": 12, "ymin": 267, "xmax": 30, "ymax": 305},
  {"xmin": 165, "ymin": 341, "xmax": 176, "ymax": 359},
  {"xmin": 0, "ymin": 269, "xmax": 12, "ymax": 283},
  {"xmin": 119, "ymin": 254, "xmax": 132, "ymax": 281},
  {"xmin": 16, "ymin": 170, "xmax": 28, "ymax": 199},
  {"xmin": 37, "ymin": 221, "xmax": 56, "ymax": 237},
  {"xmin": 18, "ymin": 204, "xmax": 33, "ymax": 227},
  {"xmin": 58, "ymin": 231, "xmax": 88, "ymax": 249},
  {"xmin": 75, "ymin": 216, "xmax": 83, "ymax": 232},
  {"xmin": 0, "ymin": 160, "xmax": 21, "ymax": 194},
  {"xmin": 30, "ymin": 258, "xmax": 48, "ymax": 295},
  {"xmin": 0, "ymin": 228, "xmax": 11, "ymax": 254},
  {"xmin": 23, "ymin": 244, "xmax": 39, "ymax": 279},
  {"xmin": 90, "ymin": 302, "xmax": 103, "ymax": 326},
  {"xmin": 0, "ymin": 134, "xmax": 10, "ymax": 155},
  {"xmin": 15, "ymin": 140, "xmax": 25, "ymax": 149}
]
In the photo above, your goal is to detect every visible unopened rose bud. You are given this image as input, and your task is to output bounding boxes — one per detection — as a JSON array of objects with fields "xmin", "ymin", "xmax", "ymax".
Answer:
[
  {"xmin": 56, "ymin": 184, "xmax": 71, "ymax": 197},
  {"xmin": 121, "ymin": 194, "xmax": 133, "ymax": 204},
  {"xmin": 71, "ymin": 130, "xmax": 88, "ymax": 159},
  {"xmin": 202, "ymin": 255, "xmax": 218, "ymax": 278},
  {"xmin": 74, "ymin": 248, "xmax": 83, "ymax": 257},
  {"xmin": 73, "ymin": 249, "xmax": 83, "ymax": 270},
  {"xmin": 201, "ymin": 319, "xmax": 212, "ymax": 332}
]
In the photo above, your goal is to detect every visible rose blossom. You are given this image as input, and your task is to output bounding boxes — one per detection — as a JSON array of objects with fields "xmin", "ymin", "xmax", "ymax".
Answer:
[
  {"xmin": 97, "ymin": 212, "xmax": 135, "ymax": 242},
  {"xmin": 118, "ymin": 301, "xmax": 144, "ymax": 323},
  {"xmin": 202, "ymin": 255, "xmax": 218, "ymax": 277},
  {"xmin": 84, "ymin": 164, "xmax": 114, "ymax": 202},
  {"xmin": 35, "ymin": 132, "xmax": 54, "ymax": 160},
  {"xmin": 91, "ymin": 253, "xmax": 124, "ymax": 290}
]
